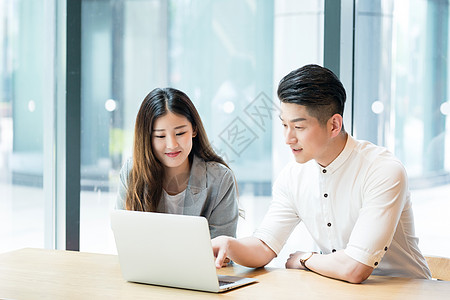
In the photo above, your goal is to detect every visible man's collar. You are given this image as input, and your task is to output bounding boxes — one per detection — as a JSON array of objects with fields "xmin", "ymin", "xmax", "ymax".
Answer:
[{"xmin": 318, "ymin": 134, "xmax": 356, "ymax": 174}]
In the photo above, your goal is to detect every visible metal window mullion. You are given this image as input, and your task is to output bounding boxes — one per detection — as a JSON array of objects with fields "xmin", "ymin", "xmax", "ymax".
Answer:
[
  {"xmin": 324, "ymin": 0, "xmax": 341, "ymax": 75},
  {"xmin": 324, "ymin": 0, "xmax": 355, "ymax": 134},
  {"xmin": 65, "ymin": 0, "xmax": 81, "ymax": 251},
  {"xmin": 43, "ymin": 0, "xmax": 57, "ymax": 250}
]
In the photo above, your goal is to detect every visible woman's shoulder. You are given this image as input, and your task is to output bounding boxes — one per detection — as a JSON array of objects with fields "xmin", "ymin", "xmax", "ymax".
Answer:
[
  {"xmin": 193, "ymin": 155, "xmax": 233, "ymax": 181},
  {"xmin": 203, "ymin": 158, "xmax": 232, "ymax": 175},
  {"xmin": 119, "ymin": 157, "xmax": 133, "ymax": 177}
]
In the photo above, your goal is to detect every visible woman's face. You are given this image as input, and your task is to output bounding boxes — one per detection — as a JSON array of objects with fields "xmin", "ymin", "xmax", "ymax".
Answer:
[{"xmin": 151, "ymin": 111, "xmax": 196, "ymax": 173}]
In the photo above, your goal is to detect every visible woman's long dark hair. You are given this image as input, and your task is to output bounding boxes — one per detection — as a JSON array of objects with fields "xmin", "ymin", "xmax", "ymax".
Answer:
[{"xmin": 126, "ymin": 87, "xmax": 229, "ymax": 211}]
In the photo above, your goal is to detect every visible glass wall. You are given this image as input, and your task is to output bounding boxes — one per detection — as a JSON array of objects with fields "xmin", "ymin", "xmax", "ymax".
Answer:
[
  {"xmin": 5, "ymin": 0, "xmax": 446, "ymax": 259},
  {"xmin": 0, "ymin": 0, "xmax": 56, "ymax": 252},
  {"xmin": 168, "ymin": 0, "xmax": 274, "ymax": 195},
  {"xmin": 353, "ymin": 0, "xmax": 450, "ymax": 256},
  {"xmin": 79, "ymin": 0, "xmax": 324, "ymax": 253},
  {"xmin": 80, "ymin": 0, "xmax": 168, "ymax": 252}
]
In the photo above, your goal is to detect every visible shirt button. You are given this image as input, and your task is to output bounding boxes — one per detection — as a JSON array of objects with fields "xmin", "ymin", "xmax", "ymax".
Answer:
[
  {"xmin": 327, "ymin": 222, "xmax": 332, "ymax": 227},
  {"xmin": 322, "ymin": 169, "xmax": 327, "ymax": 173},
  {"xmin": 324, "ymin": 193, "xmax": 328, "ymax": 198},
  {"xmin": 374, "ymin": 262, "xmax": 378, "ymax": 266},
  {"xmin": 332, "ymin": 249, "xmax": 336, "ymax": 253}
]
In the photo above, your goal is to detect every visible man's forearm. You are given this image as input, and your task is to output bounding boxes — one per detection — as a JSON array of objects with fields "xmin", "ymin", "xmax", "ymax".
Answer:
[
  {"xmin": 306, "ymin": 250, "xmax": 374, "ymax": 283},
  {"xmin": 227, "ymin": 237, "xmax": 277, "ymax": 268}
]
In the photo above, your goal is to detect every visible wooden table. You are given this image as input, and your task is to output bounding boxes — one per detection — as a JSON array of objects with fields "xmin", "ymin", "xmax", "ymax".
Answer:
[{"xmin": 1, "ymin": 248, "xmax": 449, "ymax": 299}]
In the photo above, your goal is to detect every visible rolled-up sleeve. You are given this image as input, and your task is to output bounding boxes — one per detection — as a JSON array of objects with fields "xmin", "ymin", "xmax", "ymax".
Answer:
[
  {"xmin": 345, "ymin": 160, "xmax": 408, "ymax": 267},
  {"xmin": 253, "ymin": 168, "xmax": 300, "ymax": 255}
]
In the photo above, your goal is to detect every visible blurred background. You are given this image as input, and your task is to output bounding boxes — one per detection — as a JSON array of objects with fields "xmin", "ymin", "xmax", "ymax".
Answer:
[{"xmin": 1, "ymin": 0, "xmax": 449, "ymax": 267}]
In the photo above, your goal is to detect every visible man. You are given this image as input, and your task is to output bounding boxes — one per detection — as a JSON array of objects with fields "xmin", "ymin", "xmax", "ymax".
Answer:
[{"xmin": 212, "ymin": 64, "xmax": 431, "ymax": 283}]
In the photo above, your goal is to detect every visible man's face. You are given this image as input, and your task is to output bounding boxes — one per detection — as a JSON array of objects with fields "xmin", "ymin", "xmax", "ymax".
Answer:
[{"xmin": 280, "ymin": 102, "xmax": 333, "ymax": 166}]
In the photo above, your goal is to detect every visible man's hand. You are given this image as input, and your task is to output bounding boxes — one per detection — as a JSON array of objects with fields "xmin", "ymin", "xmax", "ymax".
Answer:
[
  {"xmin": 211, "ymin": 236, "xmax": 277, "ymax": 269},
  {"xmin": 220, "ymin": 257, "xmax": 231, "ymax": 267},
  {"xmin": 285, "ymin": 251, "xmax": 307, "ymax": 269},
  {"xmin": 211, "ymin": 236, "xmax": 234, "ymax": 269}
]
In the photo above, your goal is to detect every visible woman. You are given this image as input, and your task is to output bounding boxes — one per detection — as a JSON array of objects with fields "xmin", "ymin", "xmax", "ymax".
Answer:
[{"xmin": 116, "ymin": 87, "xmax": 239, "ymax": 239}]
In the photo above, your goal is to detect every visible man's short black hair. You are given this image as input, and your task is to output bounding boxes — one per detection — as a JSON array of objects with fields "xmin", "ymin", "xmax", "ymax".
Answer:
[{"xmin": 277, "ymin": 64, "xmax": 346, "ymax": 126}]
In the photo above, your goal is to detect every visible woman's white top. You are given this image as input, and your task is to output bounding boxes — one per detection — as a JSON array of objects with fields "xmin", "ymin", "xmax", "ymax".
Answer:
[{"xmin": 158, "ymin": 189, "xmax": 186, "ymax": 214}]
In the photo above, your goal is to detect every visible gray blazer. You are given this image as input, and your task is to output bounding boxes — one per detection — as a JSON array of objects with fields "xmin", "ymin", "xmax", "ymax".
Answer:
[{"xmin": 116, "ymin": 155, "xmax": 238, "ymax": 238}]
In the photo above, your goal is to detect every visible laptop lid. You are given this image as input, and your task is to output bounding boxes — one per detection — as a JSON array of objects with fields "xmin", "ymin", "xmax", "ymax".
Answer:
[{"xmin": 110, "ymin": 210, "xmax": 256, "ymax": 293}]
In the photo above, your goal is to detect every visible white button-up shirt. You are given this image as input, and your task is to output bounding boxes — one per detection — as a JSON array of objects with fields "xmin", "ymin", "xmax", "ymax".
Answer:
[{"xmin": 254, "ymin": 135, "xmax": 431, "ymax": 278}]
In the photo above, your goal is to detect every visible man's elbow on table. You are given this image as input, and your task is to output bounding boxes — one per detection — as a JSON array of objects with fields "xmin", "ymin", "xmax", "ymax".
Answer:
[{"xmin": 342, "ymin": 261, "xmax": 374, "ymax": 284}]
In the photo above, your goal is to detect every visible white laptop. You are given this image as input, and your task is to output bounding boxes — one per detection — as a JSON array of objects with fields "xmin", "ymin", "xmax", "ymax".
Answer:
[{"xmin": 110, "ymin": 210, "xmax": 257, "ymax": 293}]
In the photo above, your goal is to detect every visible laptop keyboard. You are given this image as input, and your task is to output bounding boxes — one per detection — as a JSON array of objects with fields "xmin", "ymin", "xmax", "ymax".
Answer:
[
  {"xmin": 219, "ymin": 280, "xmax": 233, "ymax": 287},
  {"xmin": 218, "ymin": 276, "xmax": 241, "ymax": 287}
]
